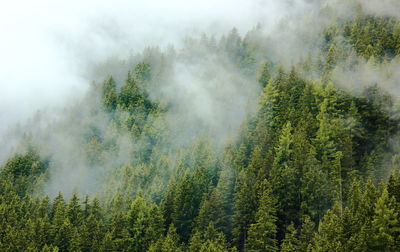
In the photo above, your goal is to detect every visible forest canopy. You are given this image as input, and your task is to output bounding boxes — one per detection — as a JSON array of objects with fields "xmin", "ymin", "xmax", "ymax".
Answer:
[{"xmin": 2, "ymin": 0, "xmax": 400, "ymax": 251}]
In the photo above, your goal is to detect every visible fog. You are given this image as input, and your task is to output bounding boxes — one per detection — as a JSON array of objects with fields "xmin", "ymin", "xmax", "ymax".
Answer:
[
  {"xmin": 1, "ymin": 0, "xmax": 400, "ymax": 196},
  {"xmin": 0, "ymin": 0, "xmax": 298, "ymax": 132},
  {"xmin": 2, "ymin": 0, "xmax": 399, "ymax": 132}
]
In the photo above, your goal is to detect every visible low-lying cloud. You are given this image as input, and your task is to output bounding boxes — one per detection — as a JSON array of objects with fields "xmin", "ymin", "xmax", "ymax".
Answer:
[{"xmin": 1, "ymin": 0, "xmax": 400, "ymax": 196}]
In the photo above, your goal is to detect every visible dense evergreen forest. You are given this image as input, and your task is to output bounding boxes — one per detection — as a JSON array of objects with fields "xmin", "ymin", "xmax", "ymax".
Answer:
[{"xmin": 3, "ymin": 5, "xmax": 400, "ymax": 252}]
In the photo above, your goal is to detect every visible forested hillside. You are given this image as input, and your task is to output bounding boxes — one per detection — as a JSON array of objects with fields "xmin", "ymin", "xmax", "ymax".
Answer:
[{"xmin": 2, "ymin": 3, "xmax": 400, "ymax": 252}]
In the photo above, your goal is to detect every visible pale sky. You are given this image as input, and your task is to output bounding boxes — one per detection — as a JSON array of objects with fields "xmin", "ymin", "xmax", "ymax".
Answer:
[{"xmin": 0, "ymin": 0, "xmax": 307, "ymax": 131}]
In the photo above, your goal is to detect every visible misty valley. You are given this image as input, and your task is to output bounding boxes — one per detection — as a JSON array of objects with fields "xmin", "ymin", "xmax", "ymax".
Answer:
[{"xmin": 2, "ymin": 0, "xmax": 400, "ymax": 251}]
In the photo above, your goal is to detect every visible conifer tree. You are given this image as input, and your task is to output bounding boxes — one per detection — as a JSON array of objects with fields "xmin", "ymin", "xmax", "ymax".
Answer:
[
  {"xmin": 387, "ymin": 170, "xmax": 400, "ymax": 202},
  {"xmin": 370, "ymin": 188, "xmax": 399, "ymax": 251},
  {"xmin": 189, "ymin": 223, "xmax": 230, "ymax": 252},
  {"xmin": 196, "ymin": 188, "xmax": 226, "ymax": 233},
  {"xmin": 281, "ymin": 223, "xmax": 300, "ymax": 252},
  {"xmin": 102, "ymin": 76, "xmax": 118, "ymax": 111},
  {"xmin": 298, "ymin": 216, "xmax": 315, "ymax": 252},
  {"xmin": 232, "ymin": 169, "xmax": 257, "ymax": 250},
  {"xmin": 53, "ymin": 219, "xmax": 72, "ymax": 252},
  {"xmin": 161, "ymin": 225, "xmax": 183, "ymax": 252},
  {"xmin": 245, "ymin": 180, "xmax": 278, "ymax": 252},
  {"xmin": 312, "ymin": 203, "xmax": 344, "ymax": 251},
  {"xmin": 258, "ymin": 61, "xmax": 271, "ymax": 88},
  {"xmin": 270, "ymin": 122, "xmax": 300, "ymax": 229},
  {"xmin": 67, "ymin": 193, "xmax": 82, "ymax": 227}
]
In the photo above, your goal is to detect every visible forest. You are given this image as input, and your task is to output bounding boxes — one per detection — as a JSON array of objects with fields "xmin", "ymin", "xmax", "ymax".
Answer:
[{"xmin": 2, "ymin": 1, "xmax": 400, "ymax": 252}]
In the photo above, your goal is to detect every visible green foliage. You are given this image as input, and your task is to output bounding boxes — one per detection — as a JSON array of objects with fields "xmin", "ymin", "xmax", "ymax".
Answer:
[
  {"xmin": 1, "ymin": 149, "xmax": 48, "ymax": 197},
  {"xmin": 189, "ymin": 224, "xmax": 231, "ymax": 252},
  {"xmin": 245, "ymin": 180, "xmax": 278, "ymax": 252},
  {"xmin": 232, "ymin": 169, "xmax": 258, "ymax": 250},
  {"xmin": 312, "ymin": 203, "xmax": 344, "ymax": 251},
  {"xmin": 345, "ymin": 16, "xmax": 400, "ymax": 60},
  {"xmin": 2, "ymin": 13, "xmax": 400, "ymax": 252},
  {"xmin": 102, "ymin": 76, "xmax": 117, "ymax": 111},
  {"xmin": 280, "ymin": 223, "xmax": 300, "ymax": 252},
  {"xmin": 370, "ymin": 188, "xmax": 400, "ymax": 251}
]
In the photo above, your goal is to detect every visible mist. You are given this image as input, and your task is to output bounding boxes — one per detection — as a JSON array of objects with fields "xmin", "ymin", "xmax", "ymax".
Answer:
[
  {"xmin": 2, "ymin": 0, "xmax": 400, "ymax": 197},
  {"xmin": 0, "ymin": 0, "xmax": 290, "ymax": 132},
  {"xmin": 2, "ymin": 1, "xmax": 400, "ymax": 250},
  {"xmin": 0, "ymin": 0, "xmax": 304, "ymax": 196},
  {"xmin": 1, "ymin": 0, "xmax": 391, "ymax": 131}
]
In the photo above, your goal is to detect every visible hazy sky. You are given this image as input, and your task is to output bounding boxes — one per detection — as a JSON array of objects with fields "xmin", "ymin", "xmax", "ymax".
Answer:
[
  {"xmin": 0, "ymin": 0, "xmax": 308, "ymax": 132},
  {"xmin": 2, "ymin": 0, "xmax": 398, "ymax": 195},
  {"xmin": 1, "ymin": 0, "xmax": 399, "ymax": 133}
]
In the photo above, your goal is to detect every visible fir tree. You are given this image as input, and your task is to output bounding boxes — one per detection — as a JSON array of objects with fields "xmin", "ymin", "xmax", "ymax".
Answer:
[{"xmin": 245, "ymin": 180, "xmax": 278, "ymax": 252}]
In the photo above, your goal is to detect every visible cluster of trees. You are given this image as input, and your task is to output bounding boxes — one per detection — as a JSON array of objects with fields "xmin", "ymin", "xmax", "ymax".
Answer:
[
  {"xmin": 2, "ymin": 11, "xmax": 400, "ymax": 252},
  {"xmin": 2, "ymin": 167, "xmax": 400, "ymax": 251},
  {"xmin": 344, "ymin": 16, "xmax": 400, "ymax": 59},
  {"xmin": 323, "ymin": 15, "xmax": 400, "ymax": 63},
  {"xmin": 226, "ymin": 65, "xmax": 398, "ymax": 251}
]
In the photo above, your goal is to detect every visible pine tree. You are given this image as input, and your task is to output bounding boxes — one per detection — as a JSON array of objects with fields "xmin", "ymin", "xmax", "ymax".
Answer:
[
  {"xmin": 255, "ymin": 67, "xmax": 290, "ymax": 146},
  {"xmin": 325, "ymin": 43, "xmax": 338, "ymax": 72},
  {"xmin": 189, "ymin": 223, "xmax": 230, "ymax": 252},
  {"xmin": 145, "ymin": 204, "xmax": 165, "ymax": 247},
  {"xmin": 270, "ymin": 121, "xmax": 300, "ymax": 230},
  {"xmin": 232, "ymin": 169, "xmax": 257, "ymax": 250},
  {"xmin": 126, "ymin": 196, "xmax": 148, "ymax": 251},
  {"xmin": 299, "ymin": 145, "xmax": 331, "ymax": 222},
  {"xmin": 245, "ymin": 180, "xmax": 278, "ymax": 252},
  {"xmin": 312, "ymin": 203, "xmax": 344, "ymax": 251},
  {"xmin": 196, "ymin": 187, "xmax": 227, "ymax": 234},
  {"xmin": 313, "ymin": 97, "xmax": 344, "ymax": 206},
  {"xmin": 170, "ymin": 167, "xmax": 212, "ymax": 242},
  {"xmin": 101, "ymin": 232, "xmax": 114, "ymax": 252},
  {"xmin": 345, "ymin": 178, "xmax": 379, "ymax": 251},
  {"xmin": 81, "ymin": 214, "xmax": 103, "ymax": 251},
  {"xmin": 161, "ymin": 225, "xmax": 183, "ymax": 252},
  {"xmin": 51, "ymin": 192, "xmax": 67, "ymax": 243},
  {"xmin": 67, "ymin": 193, "xmax": 82, "ymax": 227},
  {"xmin": 53, "ymin": 219, "xmax": 72, "ymax": 252},
  {"xmin": 188, "ymin": 231, "xmax": 203, "ymax": 252},
  {"xmin": 38, "ymin": 195, "xmax": 51, "ymax": 218},
  {"xmin": 281, "ymin": 223, "xmax": 300, "ymax": 252},
  {"xmin": 370, "ymin": 188, "xmax": 399, "ymax": 251},
  {"xmin": 102, "ymin": 75, "xmax": 118, "ymax": 111},
  {"xmin": 298, "ymin": 216, "xmax": 315, "ymax": 252},
  {"xmin": 258, "ymin": 61, "xmax": 271, "ymax": 88},
  {"xmin": 41, "ymin": 244, "xmax": 59, "ymax": 252},
  {"xmin": 387, "ymin": 170, "xmax": 400, "ymax": 202},
  {"xmin": 110, "ymin": 211, "xmax": 131, "ymax": 251},
  {"xmin": 69, "ymin": 226, "xmax": 82, "ymax": 252},
  {"xmin": 342, "ymin": 179, "xmax": 364, "ymax": 251}
]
